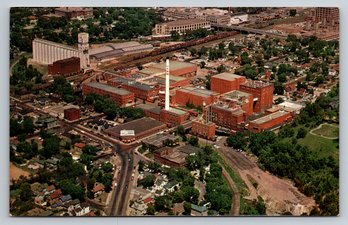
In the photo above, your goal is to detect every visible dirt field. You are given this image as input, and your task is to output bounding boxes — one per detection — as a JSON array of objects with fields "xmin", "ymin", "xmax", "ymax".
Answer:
[
  {"xmin": 216, "ymin": 137, "xmax": 316, "ymax": 216},
  {"xmin": 10, "ymin": 163, "xmax": 30, "ymax": 181}
]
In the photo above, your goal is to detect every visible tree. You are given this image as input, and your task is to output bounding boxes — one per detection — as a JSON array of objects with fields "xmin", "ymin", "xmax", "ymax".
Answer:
[
  {"xmin": 183, "ymin": 201, "xmax": 191, "ymax": 215},
  {"xmin": 19, "ymin": 182, "xmax": 33, "ymax": 202},
  {"xmin": 173, "ymin": 191, "xmax": 184, "ymax": 203},
  {"xmin": 200, "ymin": 61, "xmax": 206, "ymax": 69},
  {"xmin": 101, "ymin": 173, "xmax": 113, "ymax": 192},
  {"xmin": 241, "ymin": 52, "xmax": 251, "ymax": 65},
  {"xmin": 188, "ymin": 136, "xmax": 199, "ymax": 147},
  {"xmin": 289, "ymin": 9, "xmax": 297, "ymax": 17},
  {"xmin": 138, "ymin": 174, "xmax": 155, "ymax": 188},
  {"xmin": 274, "ymin": 82, "xmax": 284, "ymax": 95},
  {"xmin": 23, "ymin": 117, "xmax": 35, "ymax": 134},
  {"xmin": 189, "ymin": 48, "xmax": 197, "ymax": 56},
  {"xmin": 182, "ymin": 186, "xmax": 199, "ymax": 204},
  {"xmin": 217, "ymin": 64, "xmax": 226, "ymax": 73},
  {"xmin": 41, "ymin": 136, "xmax": 60, "ymax": 158},
  {"xmin": 102, "ymin": 162, "xmax": 113, "ymax": 173},
  {"xmin": 296, "ymin": 127, "xmax": 307, "ymax": 139},
  {"xmin": 226, "ymin": 132, "xmax": 248, "ymax": 150},
  {"xmin": 59, "ymin": 179, "xmax": 85, "ymax": 201},
  {"xmin": 82, "ymin": 145, "xmax": 99, "ymax": 156},
  {"xmin": 171, "ymin": 30, "xmax": 180, "ymax": 41},
  {"xmin": 147, "ymin": 205, "xmax": 156, "ymax": 215}
]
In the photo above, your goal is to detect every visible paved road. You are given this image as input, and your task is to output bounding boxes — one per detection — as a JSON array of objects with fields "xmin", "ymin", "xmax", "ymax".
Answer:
[{"xmin": 11, "ymin": 97, "xmax": 135, "ymax": 216}]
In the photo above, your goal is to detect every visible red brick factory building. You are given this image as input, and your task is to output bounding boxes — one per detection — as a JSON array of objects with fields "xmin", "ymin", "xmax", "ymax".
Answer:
[
  {"xmin": 108, "ymin": 77, "xmax": 159, "ymax": 102},
  {"xmin": 175, "ymin": 87, "xmax": 219, "ymax": 107},
  {"xmin": 211, "ymin": 72, "xmax": 246, "ymax": 94},
  {"xmin": 48, "ymin": 57, "xmax": 80, "ymax": 75},
  {"xmin": 160, "ymin": 108, "xmax": 190, "ymax": 127},
  {"xmin": 82, "ymin": 82, "xmax": 134, "ymax": 107},
  {"xmin": 191, "ymin": 120, "xmax": 216, "ymax": 140},
  {"xmin": 64, "ymin": 107, "xmax": 81, "ymax": 121},
  {"xmin": 248, "ymin": 110, "xmax": 292, "ymax": 133},
  {"xmin": 240, "ymin": 81, "xmax": 274, "ymax": 113}
]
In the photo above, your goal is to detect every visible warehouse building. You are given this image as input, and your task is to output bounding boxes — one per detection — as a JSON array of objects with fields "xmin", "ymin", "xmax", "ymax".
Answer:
[
  {"xmin": 210, "ymin": 72, "xmax": 246, "ymax": 94},
  {"xmin": 248, "ymin": 111, "xmax": 292, "ymax": 133},
  {"xmin": 142, "ymin": 61, "xmax": 198, "ymax": 78},
  {"xmin": 239, "ymin": 81, "xmax": 274, "ymax": 113},
  {"xmin": 154, "ymin": 19, "xmax": 211, "ymax": 35},
  {"xmin": 48, "ymin": 57, "xmax": 80, "ymax": 75},
  {"xmin": 90, "ymin": 42, "xmax": 153, "ymax": 62},
  {"xmin": 175, "ymin": 87, "xmax": 219, "ymax": 107},
  {"xmin": 104, "ymin": 117, "xmax": 167, "ymax": 143},
  {"xmin": 108, "ymin": 77, "xmax": 159, "ymax": 102},
  {"xmin": 82, "ymin": 82, "xmax": 134, "ymax": 107}
]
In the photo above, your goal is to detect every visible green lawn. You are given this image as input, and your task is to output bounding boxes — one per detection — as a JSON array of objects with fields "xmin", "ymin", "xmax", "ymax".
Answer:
[
  {"xmin": 312, "ymin": 124, "xmax": 339, "ymax": 139},
  {"xmin": 298, "ymin": 132, "xmax": 339, "ymax": 162}
]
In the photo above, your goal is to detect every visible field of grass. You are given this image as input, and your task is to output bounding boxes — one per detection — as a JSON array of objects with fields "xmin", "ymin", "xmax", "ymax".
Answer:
[
  {"xmin": 312, "ymin": 123, "xmax": 339, "ymax": 139},
  {"xmin": 298, "ymin": 132, "xmax": 339, "ymax": 162}
]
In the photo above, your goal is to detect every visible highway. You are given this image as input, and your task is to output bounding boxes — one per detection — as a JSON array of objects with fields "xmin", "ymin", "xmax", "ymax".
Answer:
[{"xmin": 10, "ymin": 96, "xmax": 135, "ymax": 216}]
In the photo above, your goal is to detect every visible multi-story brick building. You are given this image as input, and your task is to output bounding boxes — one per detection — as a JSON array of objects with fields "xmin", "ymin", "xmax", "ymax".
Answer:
[
  {"xmin": 54, "ymin": 7, "xmax": 93, "ymax": 20},
  {"xmin": 191, "ymin": 120, "xmax": 216, "ymax": 140},
  {"xmin": 221, "ymin": 90, "xmax": 254, "ymax": 116},
  {"xmin": 160, "ymin": 108, "xmax": 189, "ymax": 127},
  {"xmin": 108, "ymin": 77, "xmax": 159, "ymax": 102},
  {"xmin": 175, "ymin": 87, "xmax": 219, "ymax": 107},
  {"xmin": 248, "ymin": 111, "xmax": 292, "ymax": 133},
  {"xmin": 136, "ymin": 104, "xmax": 162, "ymax": 121},
  {"xmin": 64, "ymin": 107, "xmax": 81, "ymax": 121},
  {"xmin": 208, "ymin": 104, "xmax": 246, "ymax": 131},
  {"xmin": 48, "ymin": 57, "xmax": 80, "ymax": 75},
  {"xmin": 211, "ymin": 72, "xmax": 246, "ymax": 94},
  {"xmin": 154, "ymin": 19, "xmax": 211, "ymax": 35},
  {"xmin": 239, "ymin": 81, "xmax": 274, "ymax": 113},
  {"xmin": 82, "ymin": 82, "xmax": 134, "ymax": 107},
  {"xmin": 310, "ymin": 7, "xmax": 339, "ymax": 26}
]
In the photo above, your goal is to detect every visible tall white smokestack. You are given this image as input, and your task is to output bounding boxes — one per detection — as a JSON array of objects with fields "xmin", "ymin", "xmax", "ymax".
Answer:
[{"xmin": 165, "ymin": 59, "xmax": 170, "ymax": 110}]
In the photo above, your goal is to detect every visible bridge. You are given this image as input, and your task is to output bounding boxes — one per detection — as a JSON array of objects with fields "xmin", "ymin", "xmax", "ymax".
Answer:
[{"xmin": 212, "ymin": 24, "xmax": 287, "ymax": 39}]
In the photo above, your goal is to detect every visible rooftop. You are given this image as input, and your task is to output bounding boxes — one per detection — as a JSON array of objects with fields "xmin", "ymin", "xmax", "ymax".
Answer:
[
  {"xmin": 212, "ymin": 72, "xmax": 244, "ymax": 81},
  {"xmin": 164, "ymin": 107, "xmax": 188, "ymax": 116},
  {"xmin": 149, "ymin": 60, "xmax": 197, "ymax": 71},
  {"xmin": 177, "ymin": 87, "xmax": 219, "ymax": 98},
  {"xmin": 158, "ymin": 19, "xmax": 208, "ymax": 27},
  {"xmin": 55, "ymin": 7, "xmax": 93, "ymax": 13},
  {"xmin": 250, "ymin": 111, "xmax": 290, "ymax": 125},
  {"xmin": 110, "ymin": 77, "xmax": 155, "ymax": 91},
  {"xmin": 136, "ymin": 104, "xmax": 162, "ymax": 114},
  {"xmin": 212, "ymin": 104, "xmax": 245, "ymax": 115},
  {"xmin": 105, "ymin": 117, "xmax": 165, "ymax": 136},
  {"xmin": 177, "ymin": 144, "xmax": 202, "ymax": 155},
  {"xmin": 84, "ymin": 82, "xmax": 133, "ymax": 96},
  {"xmin": 241, "ymin": 80, "xmax": 272, "ymax": 89}
]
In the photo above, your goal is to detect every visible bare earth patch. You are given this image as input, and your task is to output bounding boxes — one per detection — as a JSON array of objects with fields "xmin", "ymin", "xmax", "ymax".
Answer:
[
  {"xmin": 217, "ymin": 138, "xmax": 316, "ymax": 216},
  {"xmin": 10, "ymin": 162, "xmax": 30, "ymax": 181}
]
